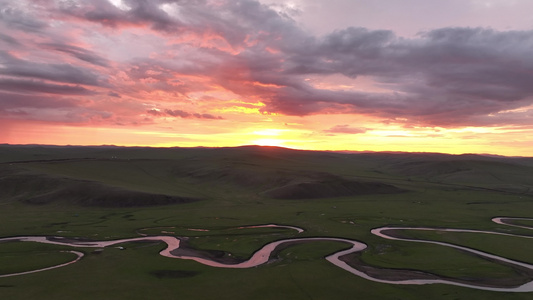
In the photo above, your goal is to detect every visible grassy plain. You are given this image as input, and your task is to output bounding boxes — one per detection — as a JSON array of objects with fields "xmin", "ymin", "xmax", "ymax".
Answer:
[{"xmin": 1, "ymin": 145, "xmax": 533, "ymax": 299}]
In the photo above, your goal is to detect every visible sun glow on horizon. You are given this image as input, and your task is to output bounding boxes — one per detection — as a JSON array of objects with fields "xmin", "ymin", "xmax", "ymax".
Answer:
[
  {"xmin": 3, "ymin": 116, "xmax": 533, "ymax": 157},
  {"xmin": 251, "ymin": 138, "xmax": 287, "ymax": 147},
  {"xmin": 252, "ymin": 129, "xmax": 287, "ymax": 136}
]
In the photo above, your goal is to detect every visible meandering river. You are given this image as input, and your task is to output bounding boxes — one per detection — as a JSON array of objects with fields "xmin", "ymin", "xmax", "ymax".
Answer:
[{"xmin": 1, "ymin": 218, "xmax": 532, "ymax": 292}]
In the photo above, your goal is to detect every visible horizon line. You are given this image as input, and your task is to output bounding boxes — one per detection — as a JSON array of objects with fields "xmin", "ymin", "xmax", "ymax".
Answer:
[{"xmin": 1, "ymin": 143, "xmax": 530, "ymax": 159}]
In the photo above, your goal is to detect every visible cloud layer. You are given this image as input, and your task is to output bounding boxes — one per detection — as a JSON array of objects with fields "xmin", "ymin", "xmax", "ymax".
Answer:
[{"xmin": 1, "ymin": 0, "xmax": 532, "ymax": 130}]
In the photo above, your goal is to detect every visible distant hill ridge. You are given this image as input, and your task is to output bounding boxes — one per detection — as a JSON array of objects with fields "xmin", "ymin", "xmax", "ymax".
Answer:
[{"xmin": 1, "ymin": 145, "xmax": 532, "ymax": 207}]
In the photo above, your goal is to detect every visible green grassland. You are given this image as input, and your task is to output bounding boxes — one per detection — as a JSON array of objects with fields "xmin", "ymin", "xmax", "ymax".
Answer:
[{"xmin": 1, "ymin": 145, "xmax": 533, "ymax": 299}]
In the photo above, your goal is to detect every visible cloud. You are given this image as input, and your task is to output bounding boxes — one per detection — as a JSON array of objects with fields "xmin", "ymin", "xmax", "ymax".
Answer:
[
  {"xmin": 55, "ymin": 0, "xmax": 304, "ymax": 49},
  {"xmin": 0, "ymin": 0, "xmax": 532, "ymax": 130},
  {"xmin": 147, "ymin": 109, "xmax": 224, "ymax": 120},
  {"xmin": 324, "ymin": 125, "xmax": 368, "ymax": 135},
  {"xmin": 0, "ymin": 106, "xmax": 113, "ymax": 124},
  {"xmin": 107, "ymin": 91, "xmax": 121, "ymax": 98},
  {"xmin": 256, "ymin": 26, "xmax": 533, "ymax": 126},
  {"xmin": 0, "ymin": 79, "xmax": 97, "ymax": 95},
  {"xmin": 0, "ymin": 1, "xmax": 48, "ymax": 32},
  {"xmin": 57, "ymin": 0, "xmax": 182, "ymax": 32},
  {"xmin": 145, "ymin": 109, "xmax": 162, "ymax": 116},
  {"xmin": 0, "ymin": 51, "xmax": 106, "ymax": 87},
  {"xmin": 0, "ymin": 92, "xmax": 112, "ymax": 124},
  {"xmin": 165, "ymin": 109, "xmax": 224, "ymax": 120},
  {"xmin": 39, "ymin": 43, "xmax": 110, "ymax": 67},
  {"xmin": 0, "ymin": 32, "xmax": 19, "ymax": 45},
  {"xmin": 0, "ymin": 92, "xmax": 80, "ymax": 109}
]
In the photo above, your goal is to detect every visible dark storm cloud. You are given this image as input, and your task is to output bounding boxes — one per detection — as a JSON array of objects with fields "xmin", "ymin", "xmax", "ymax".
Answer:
[
  {"xmin": 256, "ymin": 26, "xmax": 533, "ymax": 126},
  {"xmin": 282, "ymin": 27, "xmax": 398, "ymax": 77}
]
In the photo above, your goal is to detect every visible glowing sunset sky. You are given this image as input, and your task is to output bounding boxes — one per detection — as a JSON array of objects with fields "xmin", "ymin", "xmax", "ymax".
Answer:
[{"xmin": 1, "ymin": 0, "xmax": 533, "ymax": 156}]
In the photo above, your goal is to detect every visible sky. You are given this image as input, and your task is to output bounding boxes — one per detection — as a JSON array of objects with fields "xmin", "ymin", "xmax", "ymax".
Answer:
[{"xmin": 1, "ymin": 0, "xmax": 533, "ymax": 156}]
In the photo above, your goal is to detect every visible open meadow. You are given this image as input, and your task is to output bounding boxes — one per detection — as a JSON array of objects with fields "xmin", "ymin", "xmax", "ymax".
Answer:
[{"xmin": 1, "ymin": 145, "xmax": 533, "ymax": 300}]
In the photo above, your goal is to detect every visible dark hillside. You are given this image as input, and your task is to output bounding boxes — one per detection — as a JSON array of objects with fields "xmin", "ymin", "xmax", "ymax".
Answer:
[
  {"xmin": 263, "ymin": 176, "xmax": 404, "ymax": 199},
  {"xmin": 0, "ymin": 165, "xmax": 198, "ymax": 207},
  {"xmin": 377, "ymin": 156, "xmax": 533, "ymax": 194}
]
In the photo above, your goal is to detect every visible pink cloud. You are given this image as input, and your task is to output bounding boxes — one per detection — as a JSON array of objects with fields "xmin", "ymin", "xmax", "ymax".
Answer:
[
  {"xmin": 0, "ymin": 0, "xmax": 532, "ymax": 133},
  {"xmin": 324, "ymin": 125, "xmax": 368, "ymax": 135},
  {"xmin": 147, "ymin": 108, "xmax": 223, "ymax": 120}
]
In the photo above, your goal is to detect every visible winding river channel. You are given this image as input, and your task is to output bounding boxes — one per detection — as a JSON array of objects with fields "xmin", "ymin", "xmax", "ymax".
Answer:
[{"xmin": 1, "ymin": 218, "xmax": 532, "ymax": 292}]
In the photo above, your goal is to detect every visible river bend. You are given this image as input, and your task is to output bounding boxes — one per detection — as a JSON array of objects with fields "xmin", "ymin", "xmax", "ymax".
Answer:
[{"xmin": 1, "ymin": 218, "xmax": 532, "ymax": 292}]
